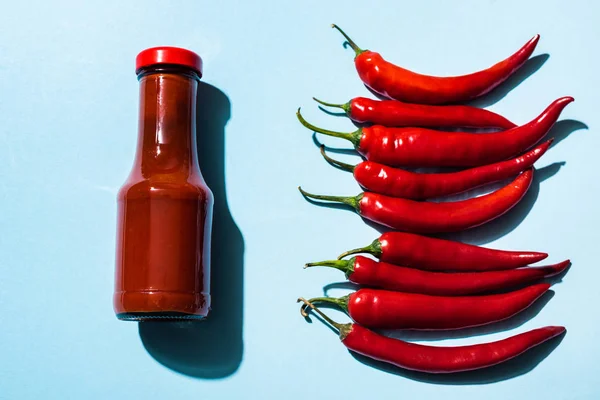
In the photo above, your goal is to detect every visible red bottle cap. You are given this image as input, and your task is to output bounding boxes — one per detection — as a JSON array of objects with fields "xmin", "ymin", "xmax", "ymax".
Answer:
[{"xmin": 135, "ymin": 46, "xmax": 203, "ymax": 77}]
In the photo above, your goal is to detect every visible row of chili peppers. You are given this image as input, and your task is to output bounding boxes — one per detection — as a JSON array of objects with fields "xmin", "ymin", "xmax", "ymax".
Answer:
[{"xmin": 297, "ymin": 25, "xmax": 572, "ymax": 374}]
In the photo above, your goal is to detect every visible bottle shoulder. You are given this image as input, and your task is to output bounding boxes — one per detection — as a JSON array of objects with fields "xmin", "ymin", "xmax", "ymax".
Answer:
[{"xmin": 119, "ymin": 175, "xmax": 213, "ymax": 201}]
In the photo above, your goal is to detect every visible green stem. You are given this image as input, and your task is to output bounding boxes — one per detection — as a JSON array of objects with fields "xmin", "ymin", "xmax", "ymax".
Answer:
[
  {"xmin": 296, "ymin": 108, "xmax": 361, "ymax": 147},
  {"xmin": 313, "ymin": 97, "xmax": 351, "ymax": 114},
  {"xmin": 338, "ymin": 239, "xmax": 382, "ymax": 260},
  {"xmin": 320, "ymin": 145, "xmax": 355, "ymax": 172},
  {"xmin": 297, "ymin": 297, "xmax": 353, "ymax": 340},
  {"xmin": 331, "ymin": 24, "xmax": 365, "ymax": 57},
  {"xmin": 306, "ymin": 296, "xmax": 349, "ymax": 314},
  {"xmin": 298, "ymin": 186, "xmax": 361, "ymax": 212},
  {"xmin": 305, "ymin": 258, "xmax": 355, "ymax": 279}
]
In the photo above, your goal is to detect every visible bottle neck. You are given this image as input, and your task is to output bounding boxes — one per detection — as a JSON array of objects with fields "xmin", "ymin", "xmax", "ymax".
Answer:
[{"xmin": 134, "ymin": 68, "xmax": 199, "ymax": 178}]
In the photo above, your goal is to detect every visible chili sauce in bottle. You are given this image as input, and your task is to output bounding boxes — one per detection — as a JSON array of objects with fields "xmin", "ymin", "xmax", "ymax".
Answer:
[{"xmin": 114, "ymin": 47, "xmax": 213, "ymax": 321}]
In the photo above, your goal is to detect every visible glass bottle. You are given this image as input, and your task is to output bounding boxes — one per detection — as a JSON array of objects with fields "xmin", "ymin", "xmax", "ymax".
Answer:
[{"xmin": 114, "ymin": 47, "xmax": 213, "ymax": 321}]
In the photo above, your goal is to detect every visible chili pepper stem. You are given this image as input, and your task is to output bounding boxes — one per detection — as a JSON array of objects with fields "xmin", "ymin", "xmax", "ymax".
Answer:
[
  {"xmin": 313, "ymin": 97, "xmax": 351, "ymax": 113},
  {"xmin": 306, "ymin": 258, "xmax": 354, "ymax": 279},
  {"xmin": 320, "ymin": 145, "xmax": 355, "ymax": 172},
  {"xmin": 304, "ymin": 296, "xmax": 349, "ymax": 313},
  {"xmin": 296, "ymin": 108, "xmax": 361, "ymax": 147},
  {"xmin": 338, "ymin": 239, "xmax": 382, "ymax": 260},
  {"xmin": 297, "ymin": 297, "xmax": 353, "ymax": 339},
  {"xmin": 306, "ymin": 259, "xmax": 348, "ymax": 271},
  {"xmin": 298, "ymin": 186, "xmax": 361, "ymax": 212},
  {"xmin": 331, "ymin": 24, "xmax": 365, "ymax": 57}
]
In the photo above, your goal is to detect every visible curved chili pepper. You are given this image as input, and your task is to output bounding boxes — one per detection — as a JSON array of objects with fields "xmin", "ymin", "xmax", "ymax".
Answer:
[
  {"xmin": 339, "ymin": 232, "xmax": 547, "ymax": 272},
  {"xmin": 299, "ymin": 298, "xmax": 565, "ymax": 374},
  {"xmin": 320, "ymin": 141, "xmax": 550, "ymax": 200},
  {"xmin": 313, "ymin": 96, "xmax": 516, "ymax": 129},
  {"xmin": 306, "ymin": 256, "xmax": 569, "ymax": 296},
  {"xmin": 299, "ymin": 169, "xmax": 532, "ymax": 233},
  {"xmin": 304, "ymin": 284, "xmax": 550, "ymax": 330},
  {"xmin": 297, "ymin": 97, "xmax": 572, "ymax": 167},
  {"xmin": 331, "ymin": 24, "xmax": 540, "ymax": 105}
]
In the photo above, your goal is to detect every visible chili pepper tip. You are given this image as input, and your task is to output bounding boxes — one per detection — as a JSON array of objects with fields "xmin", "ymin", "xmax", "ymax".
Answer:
[
  {"xmin": 548, "ymin": 259, "xmax": 571, "ymax": 276},
  {"xmin": 547, "ymin": 326, "xmax": 567, "ymax": 336}
]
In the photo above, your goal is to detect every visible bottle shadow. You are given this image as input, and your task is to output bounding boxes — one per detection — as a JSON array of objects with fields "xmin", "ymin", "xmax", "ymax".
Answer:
[{"xmin": 138, "ymin": 82, "xmax": 244, "ymax": 379}]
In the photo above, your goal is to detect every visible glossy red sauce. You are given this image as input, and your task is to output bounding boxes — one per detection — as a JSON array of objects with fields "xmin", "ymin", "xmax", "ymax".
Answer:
[{"xmin": 114, "ymin": 66, "xmax": 213, "ymax": 320}]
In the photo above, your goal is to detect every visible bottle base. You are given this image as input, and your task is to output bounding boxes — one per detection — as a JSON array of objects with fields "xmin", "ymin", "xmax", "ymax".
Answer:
[{"xmin": 117, "ymin": 312, "xmax": 207, "ymax": 322}]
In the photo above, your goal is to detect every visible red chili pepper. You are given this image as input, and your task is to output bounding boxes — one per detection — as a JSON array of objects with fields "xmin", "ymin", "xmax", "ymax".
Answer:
[
  {"xmin": 297, "ymin": 97, "xmax": 572, "ymax": 167},
  {"xmin": 339, "ymin": 232, "xmax": 547, "ymax": 272},
  {"xmin": 306, "ymin": 256, "xmax": 569, "ymax": 296},
  {"xmin": 299, "ymin": 298, "xmax": 566, "ymax": 374},
  {"xmin": 331, "ymin": 24, "xmax": 540, "ymax": 105},
  {"xmin": 304, "ymin": 284, "xmax": 550, "ymax": 330},
  {"xmin": 299, "ymin": 169, "xmax": 532, "ymax": 233},
  {"xmin": 313, "ymin": 96, "xmax": 516, "ymax": 129},
  {"xmin": 320, "ymin": 140, "xmax": 550, "ymax": 200}
]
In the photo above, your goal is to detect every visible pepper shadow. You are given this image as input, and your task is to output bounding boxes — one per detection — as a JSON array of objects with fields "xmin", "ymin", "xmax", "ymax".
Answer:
[
  {"xmin": 350, "ymin": 329, "xmax": 565, "ymax": 384},
  {"xmin": 138, "ymin": 82, "xmax": 244, "ymax": 379},
  {"xmin": 439, "ymin": 162, "xmax": 564, "ymax": 245},
  {"xmin": 467, "ymin": 54, "xmax": 550, "ymax": 108},
  {"xmin": 547, "ymin": 119, "xmax": 588, "ymax": 148},
  {"xmin": 316, "ymin": 106, "xmax": 347, "ymax": 118},
  {"xmin": 544, "ymin": 263, "xmax": 571, "ymax": 286},
  {"xmin": 322, "ymin": 281, "xmax": 361, "ymax": 294}
]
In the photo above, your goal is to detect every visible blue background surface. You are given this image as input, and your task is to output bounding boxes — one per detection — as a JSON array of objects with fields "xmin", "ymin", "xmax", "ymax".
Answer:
[{"xmin": 0, "ymin": 1, "xmax": 597, "ymax": 398}]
